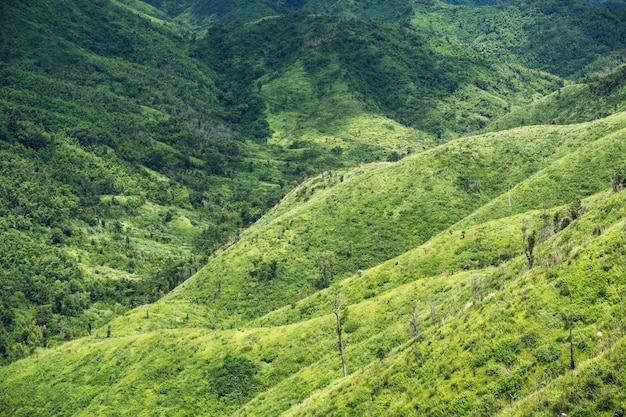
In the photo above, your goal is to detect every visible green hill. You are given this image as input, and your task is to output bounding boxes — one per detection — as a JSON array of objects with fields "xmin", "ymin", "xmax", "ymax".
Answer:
[
  {"xmin": 411, "ymin": 0, "xmax": 626, "ymax": 79},
  {"xmin": 2, "ymin": 0, "xmax": 626, "ymax": 415},
  {"xmin": 2, "ymin": 110, "xmax": 626, "ymax": 415},
  {"xmin": 486, "ymin": 64, "xmax": 626, "ymax": 132},
  {"xmin": 194, "ymin": 13, "xmax": 561, "ymax": 141},
  {"xmin": 129, "ymin": 0, "xmax": 626, "ymax": 80},
  {"xmin": 127, "ymin": 0, "xmax": 415, "ymax": 30},
  {"xmin": 0, "ymin": 0, "xmax": 575, "ymax": 364}
]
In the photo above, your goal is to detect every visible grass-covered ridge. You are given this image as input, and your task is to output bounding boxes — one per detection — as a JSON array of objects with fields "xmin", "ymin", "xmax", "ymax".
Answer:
[
  {"xmin": 411, "ymin": 0, "xmax": 626, "ymax": 79},
  {"xmin": 1, "ymin": 0, "xmax": 583, "ymax": 363},
  {"xmin": 2, "ymin": 110, "xmax": 626, "ymax": 415},
  {"xmin": 486, "ymin": 64, "xmax": 626, "ymax": 132}
]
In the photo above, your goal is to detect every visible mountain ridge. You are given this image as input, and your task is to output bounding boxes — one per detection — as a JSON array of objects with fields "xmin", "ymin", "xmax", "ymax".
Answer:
[{"xmin": 2, "ymin": 0, "xmax": 626, "ymax": 415}]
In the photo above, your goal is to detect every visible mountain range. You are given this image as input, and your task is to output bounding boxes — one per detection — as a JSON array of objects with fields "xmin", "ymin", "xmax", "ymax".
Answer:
[{"xmin": 1, "ymin": 0, "xmax": 626, "ymax": 415}]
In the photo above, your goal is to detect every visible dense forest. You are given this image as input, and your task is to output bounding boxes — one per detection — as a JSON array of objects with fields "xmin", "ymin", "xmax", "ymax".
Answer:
[{"xmin": 1, "ymin": 0, "xmax": 626, "ymax": 415}]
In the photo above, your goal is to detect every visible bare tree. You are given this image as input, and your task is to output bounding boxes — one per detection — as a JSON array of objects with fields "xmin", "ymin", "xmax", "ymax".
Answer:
[
  {"xmin": 316, "ymin": 251, "xmax": 336, "ymax": 289},
  {"xmin": 563, "ymin": 312, "xmax": 576, "ymax": 370},
  {"xmin": 522, "ymin": 218, "xmax": 537, "ymax": 269},
  {"xmin": 472, "ymin": 274, "xmax": 484, "ymax": 304},
  {"xmin": 429, "ymin": 297, "xmax": 437, "ymax": 327},
  {"xmin": 410, "ymin": 304, "xmax": 421, "ymax": 340},
  {"xmin": 333, "ymin": 293, "xmax": 347, "ymax": 377},
  {"xmin": 507, "ymin": 163, "xmax": 513, "ymax": 212}
]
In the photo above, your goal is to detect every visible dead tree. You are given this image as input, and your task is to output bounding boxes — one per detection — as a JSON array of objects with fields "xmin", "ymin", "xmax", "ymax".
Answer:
[
  {"xmin": 522, "ymin": 218, "xmax": 537, "ymax": 269},
  {"xmin": 410, "ymin": 304, "xmax": 421, "ymax": 340},
  {"xmin": 472, "ymin": 274, "xmax": 484, "ymax": 304},
  {"xmin": 429, "ymin": 297, "xmax": 437, "ymax": 327},
  {"xmin": 333, "ymin": 294, "xmax": 347, "ymax": 377},
  {"xmin": 564, "ymin": 312, "xmax": 576, "ymax": 370}
]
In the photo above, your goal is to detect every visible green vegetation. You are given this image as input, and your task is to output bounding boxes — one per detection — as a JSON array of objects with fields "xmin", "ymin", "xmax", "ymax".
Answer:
[
  {"xmin": 3, "ymin": 109, "xmax": 626, "ymax": 415},
  {"xmin": 411, "ymin": 0, "xmax": 626, "ymax": 79},
  {"xmin": 2, "ymin": 0, "xmax": 626, "ymax": 415},
  {"xmin": 486, "ymin": 64, "xmax": 626, "ymax": 132},
  {"xmin": 0, "ymin": 0, "xmax": 288, "ymax": 363}
]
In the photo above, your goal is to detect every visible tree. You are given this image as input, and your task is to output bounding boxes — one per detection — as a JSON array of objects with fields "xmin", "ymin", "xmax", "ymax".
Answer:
[
  {"xmin": 522, "ymin": 218, "xmax": 537, "ymax": 269},
  {"xmin": 507, "ymin": 162, "xmax": 513, "ymax": 212},
  {"xmin": 315, "ymin": 251, "xmax": 336, "ymax": 289},
  {"xmin": 563, "ymin": 312, "xmax": 576, "ymax": 370},
  {"xmin": 568, "ymin": 197, "xmax": 583, "ymax": 221},
  {"xmin": 410, "ymin": 303, "xmax": 421, "ymax": 340},
  {"xmin": 429, "ymin": 297, "xmax": 437, "ymax": 327},
  {"xmin": 386, "ymin": 151, "xmax": 401, "ymax": 162},
  {"xmin": 471, "ymin": 274, "xmax": 484, "ymax": 304},
  {"xmin": 210, "ymin": 354, "xmax": 259, "ymax": 400},
  {"xmin": 333, "ymin": 293, "xmax": 347, "ymax": 377},
  {"xmin": 611, "ymin": 169, "xmax": 625, "ymax": 193}
]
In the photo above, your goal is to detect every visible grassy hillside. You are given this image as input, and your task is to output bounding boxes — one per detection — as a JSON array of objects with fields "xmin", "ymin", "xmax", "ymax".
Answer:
[
  {"xmin": 486, "ymin": 64, "xmax": 626, "ymax": 132},
  {"xmin": 0, "ymin": 0, "xmax": 567, "ymax": 364},
  {"xmin": 127, "ymin": 0, "xmax": 626, "ymax": 80},
  {"xmin": 193, "ymin": 13, "xmax": 562, "ymax": 142},
  {"xmin": 2, "ymin": 111, "xmax": 626, "ymax": 415},
  {"xmin": 163, "ymin": 112, "xmax": 626, "ymax": 326},
  {"xmin": 2, "ymin": 0, "xmax": 626, "ymax": 414}
]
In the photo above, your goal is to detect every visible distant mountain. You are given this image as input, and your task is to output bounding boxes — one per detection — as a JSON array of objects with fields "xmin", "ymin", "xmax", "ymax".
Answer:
[
  {"xmin": 134, "ymin": 0, "xmax": 414, "ymax": 29},
  {"xmin": 411, "ymin": 0, "xmax": 626, "ymax": 78},
  {"xmin": 193, "ymin": 13, "xmax": 560, "ymax": 139},
  {"xmin": 442, "ymin": 0, "xmax": 626, "ymax": 6},
  {"xmin": 129, "ymin": 0, "xmax": 626, "ymax": 80}
]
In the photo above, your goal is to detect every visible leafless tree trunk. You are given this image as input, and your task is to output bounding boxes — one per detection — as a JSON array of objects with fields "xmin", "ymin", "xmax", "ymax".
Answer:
[
  {"xmin": 507, "ymin": 163, "xmax": 513, "ymax": 212},
  {"xmin": 429, "ymin": 297, "xmax": 437, "ymax": 327},
  {"xmin": 472, "ymin": 274, "xmax": 484, "ymax": 304},
  {"xmin": 522, "ymin": 218, "xmax": 537, "ymax": 269},
  {"xmin": 333, "ymin": 294, "xmax": 347, "ymax": 377},
  {"xmin": 410, "ymin": 304, "xmax": 420, "ymax": 339}
]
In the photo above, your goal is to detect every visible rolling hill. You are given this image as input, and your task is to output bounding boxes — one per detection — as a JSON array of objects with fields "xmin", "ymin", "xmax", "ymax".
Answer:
[
  {"xmin": 0, "ymin": 0, "xmax": 571, "ymax": 363},
  {"xmin": 2, "ymin": 0, "xmax": 626, "ymax": 415},
  {"xmin": 2, "ymin": 108, "xmax": 626, "ymax": 415}
]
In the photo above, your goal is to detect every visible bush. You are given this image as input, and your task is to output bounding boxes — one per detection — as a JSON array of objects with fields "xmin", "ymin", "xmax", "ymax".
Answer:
[
  {"xmin": 209, "ymin": 354, "xmax": 261, "ymax": 403},
  {"xmin": 534, "ymin": 345, "xmax": 561, "ymax": 365}
]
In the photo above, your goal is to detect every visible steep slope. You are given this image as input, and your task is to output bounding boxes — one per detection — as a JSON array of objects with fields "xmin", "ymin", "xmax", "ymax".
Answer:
[
  {"xmin": 163, "ymin": 112, "xmax": 626, "ymax": 325},
  {"xmin": 0, "ymin": 0, "xmax": 287, "ymax": 363},
  {"xmin": 0, "ymin": 0, "xmax": 563, "ymax": 362},
  {"xmin": 129, "ymin": 0, "xmax": 626, "ymax": 80},
  {"xmin": 2, "ymin": 0, "xmax": 626, "ymax": 414},
  {"xmin": 486, "ymin": 64, "xmax": 626, "ymax": 132},
  {"xmin": 2, "ymin": 112, "xmax": 625, "ymax": 416}
]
